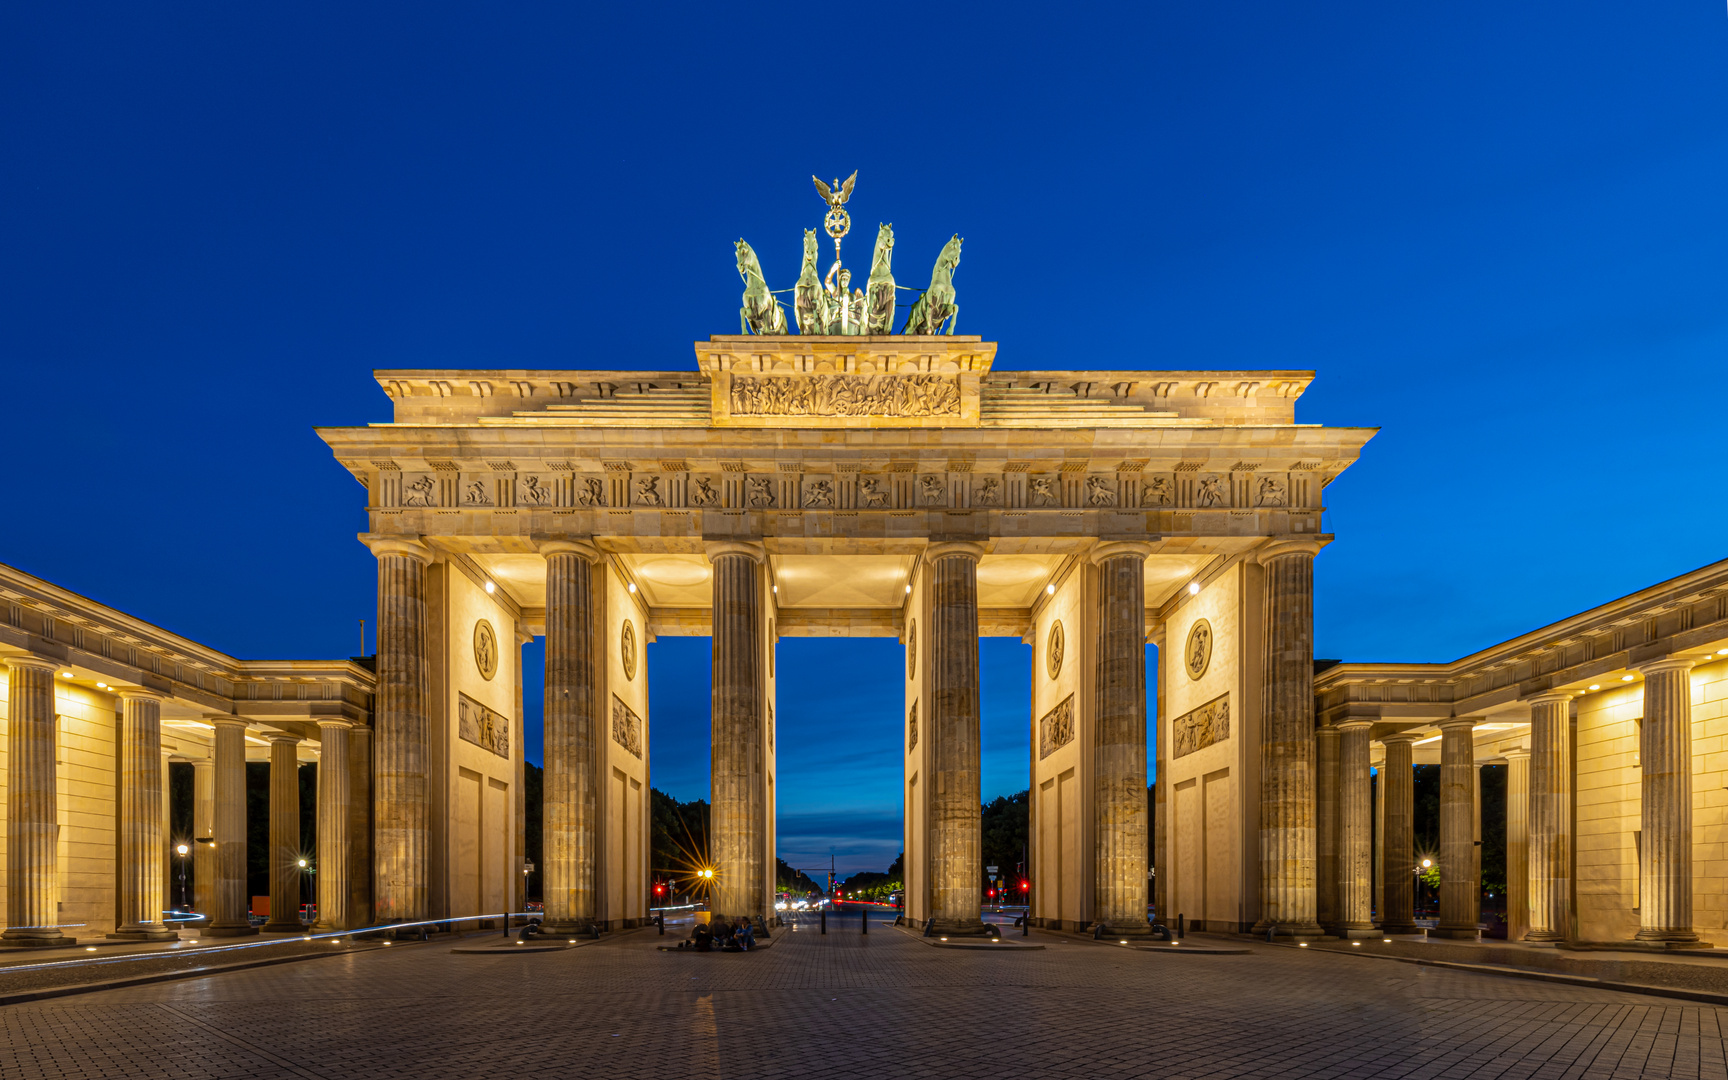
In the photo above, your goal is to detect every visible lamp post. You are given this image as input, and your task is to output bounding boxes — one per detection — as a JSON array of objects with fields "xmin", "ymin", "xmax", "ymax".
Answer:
[{"xmin": 175, "ymin": 843, "xmax": 191, "ymax": 912}]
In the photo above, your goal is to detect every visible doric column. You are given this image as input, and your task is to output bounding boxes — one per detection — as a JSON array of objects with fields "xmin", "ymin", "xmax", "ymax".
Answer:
[
  {"xmin": 1092, "ymin": 542, "xmax": 1153, "ymax": 935},
  {"xmin": 1435, "ymin": 718, "xmax": 1480, "ymax": 938},
  {"xmin": 3, "ymin": 657, "xmax": 73, "ymax": 947},
  {"xmin": 1333, "ymin": 720, "xmax": 1375, "ymax": 936},
  {"xmin": 261, "ymin": 735, "xmax": 304, "ymax": 933},
  {"xmin": 1150, "ymin": 622, "xmax": 1169, "ymax": 927},
  {"xmin": 708, "ymin": 540, "xmax": 767, "ymax": 922},
  {"xmin": 1372, "ymin": 755, "xmax": 1384, "ymax": 923},
  {"xmin": 192, "ymin": 756, "xmax": 215, "ymax": 923},
  {"xmin": 160, "ymin": 748, "xmax": 174, "ymax": 918},
  {"xmin": 1636, "ymin": 659, "xmax": 1698, "ymax": 944},
  {"xmin": 347, "ymin": 726, "xmax": 373, "ymax": 925},
  {"xmin": 1378, "ymin": 733, "xmax": 1419, "ymax": 934},
  {"xmin": 1254, "ymin": 538, "xmax": 1324, "ymax": 938},
  {"xmin": 313, "ymin": 720, "xmax": 353, "ymax": 931},
  {"xmin": 1526, "ymin": 691, "xmax": 1572, "ymax": 942},
  {"xmin": 367, "ymin": 536, "xmax": 433, "ymax": 925},
  {"xmin": 926, "ymin": 540, "xmax": 987, "ymax": 935},
  {"xmin": 205, "ymin": 716, "xmax": 257, "ymax": 936},
  {"xmin": 111, "ymin": 691, "xmax": 177, "ymax": 941},
  {"xmin": 1315, "ymin": 724, "xmax": 1341, "ymax": 931},
  {"xmin": 1503, "ymin": 751, "xmax": 1530, "ymax": 941},
  {"xmin": 541, "ymin": 539, "xmax": 601, "ymax": 934}
]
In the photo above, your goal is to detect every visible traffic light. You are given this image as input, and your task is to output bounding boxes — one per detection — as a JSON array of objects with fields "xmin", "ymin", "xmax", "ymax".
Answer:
[{"xmin": 1019, "ymin": 880, "xmax": 1029, "ymax": 893}]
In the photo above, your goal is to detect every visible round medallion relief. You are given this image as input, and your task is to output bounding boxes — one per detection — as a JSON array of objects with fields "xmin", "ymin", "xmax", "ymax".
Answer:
[
  {"xmin": 621, "ymin": 619, "xmax": 638, "ymax": 681},
  {"xmin": 907, "ymin": 620, "xmax": 917, "ymax": 680},
  {"xmin": 1185, "ymin": 619, "xmax": 1213, "ymax": 681},
  {"xmin": 1046, "ymin": 620, "xmax": 1065, "ymax": 680},
  {"xmin": 473, "ymin": 619, "xmax": 498, "ymax": 681}
]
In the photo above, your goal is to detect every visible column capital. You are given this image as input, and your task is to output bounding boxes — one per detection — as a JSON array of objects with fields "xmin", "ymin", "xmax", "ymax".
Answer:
[
  {"xmin": 1337, "ymin": 718, "xmax": 1376, "ymax": 733},
  {"xmin": 316, "ymin": 717, "xmax": 354, "ymax": 731},
  {"xmin": 1379, "ymin": 730, "xmax": 1423, "ymax": 746},
  {"xmin": 205, "ymin": 714, "xmax": 250, "ymax": 730},
  {"xmin": 1256, "ymin": 535, "xmax": 1328, "ymax": 562},
  {"xmin": 538, "ymin": 538, "xmax": 601, "ymax": 561},
  {"xmin": 1090, "ymin": 540, "xmax": 1156, "ymax": 565},
  {"xmin": 924, "ymin": 540, "xmax": 985, "ymax": 563},
  {"xmin": 1499, "ymin": 749, "xmax": 1531, "ymax": 761},
  {"xmin": 1636, "ymin": 656, "xmax": 1697, "ymax": 677},
  {"xmin": 117, "ymin": 688, "xmax": 166, "ymax": 703},
  {"xmin": 4, "ymin": 654, "xmax": 59, "ymax": 674},
  {"xmin": 1526, "ymin": 690, "xmax": 1575, "ymax": 707},
  {"xmin": 704, "ymin": 539, "xmax": 766, "ymax": 563},
  {"xmin": 1437, "ymin": 716, "xmax": 1477, "ymax": 732},
  {"xmin": 265, "ymin": 732, "xmax": 301, "ymax": 746},
  {"xmin": 360, "ymin": 534, "xmax": 434, "ymax": 564}
]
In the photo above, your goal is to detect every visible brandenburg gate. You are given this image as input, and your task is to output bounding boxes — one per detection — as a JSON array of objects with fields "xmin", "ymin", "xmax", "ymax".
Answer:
[{"xmin": 316, "ymin": 331, "xmax": 1373, "ymax": 937}]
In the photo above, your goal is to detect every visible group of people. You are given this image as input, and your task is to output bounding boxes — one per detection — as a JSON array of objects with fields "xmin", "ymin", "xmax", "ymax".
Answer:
[{"xmin": 684, "ymin": 916, "xmax": 757, "ymax": 953}]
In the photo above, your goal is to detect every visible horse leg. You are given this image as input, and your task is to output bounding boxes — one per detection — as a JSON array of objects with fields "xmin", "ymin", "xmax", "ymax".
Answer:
[
  {"xmin": 945, "ymin": 302, "xmax": 958, "ymax": 336},
  {"xmin": 740, "ymin": 307, "xmax": 751, "ymax": 335}
]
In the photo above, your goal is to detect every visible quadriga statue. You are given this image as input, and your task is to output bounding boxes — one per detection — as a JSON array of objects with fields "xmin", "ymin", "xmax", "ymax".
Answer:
[
  {"xmin": 793, "ymin": 229, "xmax": 829, "ymax": 336},
  {"xmin": 901, "ymin": 234, "xmax": 961, "ymax": 335},
  {"xmin": 735, "ymin": 239, "xmax": 787, "ymax": 336}
]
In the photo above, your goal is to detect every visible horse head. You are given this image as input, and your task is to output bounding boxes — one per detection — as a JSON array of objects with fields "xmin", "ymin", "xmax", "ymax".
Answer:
[
  {"xmin": 938, "ymin": 234, "xmax": 962, "ymax": 272},
  {"xmin": 736, "ymin": 239, "xmax": 762, "ymax": 283},
  {"xmin": 871, "ymin": 223, "xmax": 894, "ymax": 273}
]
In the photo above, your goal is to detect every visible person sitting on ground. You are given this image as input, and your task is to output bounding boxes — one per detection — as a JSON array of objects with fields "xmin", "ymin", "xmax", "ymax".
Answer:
[
  {"xmin": 716, "ymin": 920, "xmax": 741, "ymax": 951},
  {"xmin": 691, "ymin": 921, "xmax": 713, "ymax": 952},
  {"xmin": 736, "ymin": 917, "xmax": 755, "ymax": 951}
]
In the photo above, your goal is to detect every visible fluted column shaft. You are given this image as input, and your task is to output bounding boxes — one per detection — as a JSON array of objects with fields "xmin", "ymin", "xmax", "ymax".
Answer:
[
  {"xmin": 542, "ymin": 541, "xmax": 600, "ymax": 933},
  {"xmin": 928, "ymin": 542, "xmax": 985, "ymax": 933},
  {"xmin": 1093, "ymin": 545, "xmax": 1151, "ymax": 934},
  {"xmin": 314, "ymin": 721, "xmax": 353, "ymax": 931},
  {"xmin": 1504, "ymin": 752, "xmax": 1530, "ymax": 941},
  {"xmin": 1255, "ymin": 542, "xmax": 1322, "ymax": 936},
  {"xmin": 192, "ymin": 758, "xmax": 215, "ymax": 921},
  {"xmin": 206, "ymin": 717, "xmax": 256, "ymax": 936},
  {"xmin": 370, "ymin": 537, "xmax": 432, "ymax": 924},
  {"xmin": 1526, "ymin": 692, "xmax": 1572, "ymax": 942},
  {"xmin": 1638, "ymin": 660, "xmax": 1697, "ymax": 943},
  {"xmin": 4, "ymin": 658, "xmax": 72, "ymax": 946},
  {"xmin": 1335, "ymin": 722, "xmax": 1375, "ymax": 934},
  {"xmin": 261, "ymin": 735, "xmax": 303, "ymax": 932},
  {"xmin": 112, "ymin": 692, "xmax": 176, "ymax": 940},
  {"xmin": 1315, "ymin": 726, "xmax": 1341, "ymax": 930},
  {"xmin": 1436, "ymin": 719, "xmax": 1480, "ymax": 937},
  {"xmin": 1379, "ymin": 735, "xmax": 1418, "ymax": 933},
  {"xmin": 709, "ymin": 543, "xmax": 766, "ymax": 921},
  {"xmin": 1372, "ymin": 761, "xmax": 1384, "ymax": 922}
]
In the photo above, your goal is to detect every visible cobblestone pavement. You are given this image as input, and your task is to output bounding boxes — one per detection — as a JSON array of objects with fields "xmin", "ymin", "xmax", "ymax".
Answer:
[{"xmin": 5, "ymin": 921, "xmax": 1728, "ymax": 1079}]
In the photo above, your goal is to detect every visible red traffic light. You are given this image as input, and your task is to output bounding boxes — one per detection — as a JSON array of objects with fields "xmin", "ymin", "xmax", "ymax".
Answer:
[{"xmin": 1019, "ymin": 880, "xmax": 1029, "ymax": 892}]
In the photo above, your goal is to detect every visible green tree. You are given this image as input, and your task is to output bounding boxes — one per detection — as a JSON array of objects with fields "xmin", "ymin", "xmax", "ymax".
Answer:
[{"xmin": 980, "ymin": 791, "xmax": 1029, "ymax": 893}]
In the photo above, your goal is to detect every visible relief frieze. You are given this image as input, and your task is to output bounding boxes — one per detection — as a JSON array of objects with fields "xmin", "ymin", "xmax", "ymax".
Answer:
[
  {"xmin": 611, "ymin": 695, "xmax": 643, "ymax": 758},
  {"xmin": 1173, "ymin": 693, "xmax": 1229, "ymax": 759},
  {"xmin": 730, "ymin": 373, "xmax": 961, "ymax": 418},
  {"xmin": 457, "ymin": 693, "xmax": 509, "ymax": 759},
  {"xmin": 1038, "ymin": 694, "xmax": 1075, "ymax": 760}
]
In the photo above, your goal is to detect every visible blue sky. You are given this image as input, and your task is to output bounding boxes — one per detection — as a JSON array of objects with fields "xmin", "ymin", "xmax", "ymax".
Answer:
[{"xmin": 5, "ymin": 3, "xmax": 1726, "ymax": 873}]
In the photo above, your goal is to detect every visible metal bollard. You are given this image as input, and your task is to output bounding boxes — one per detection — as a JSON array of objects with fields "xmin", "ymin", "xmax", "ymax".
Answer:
[
  {"xmin": 501, "ymin": 915, "xmax": 509, "ymax": 939},
  {"xmin": 820, "ymin": 909, "xmax": 826, "ymax": 935},
  {"xmin": 1023, "ymin": 912, "xmax": 1029, "ymax": 937},
  {"xmin": 1177, "ymin": 913, "xmax": 1185, "ymax": 939},
  {"xmin": 861, "ymin": 907, "xmax": 868, "ymax": 936}
]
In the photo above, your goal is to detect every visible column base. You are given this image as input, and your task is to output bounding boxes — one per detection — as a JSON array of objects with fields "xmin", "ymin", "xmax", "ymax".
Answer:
[
  {"xmin": 310, "ymin": 919, "xmax": 349, "ymax": 934},
  {"xmin": 1561, "ymin": 938, "xmax": 1716, "ymax": 952},
  {"xmin": 1096, "ymin": 921, "xmax": 1155, "ymax": 938},
  {"xmin": 1378, "ymin": 922, "xmax": 1423, "ymax": 936},
  {"xmin": 540, "ymin": 918, "xmax": 601, "ymax": 938},
  {"xmin": 1326, "ymin": 923, "xmax": 1382, "ymax": 940},
  {"xmin": 1431, "ymin": 925, "xmax": 1481, "ymax": 940},
  {"xmin": 1250, "ymin": 921, "xmax": 1327, "ymax": 942},
  {"xmin": 203, "ymin": 923, "xmax": 259, "ymax": 938},
  {"xmin": 924, "ymin": 917, "xmax": 992, "ymax": 937},
  {"xmin": 1635, "ymin": 928, "xmax": 1703, "ymax": 946},
  {"xmin": 1523, "ymin": 929, "xmax": 1566, "ymax": 943},
  {"xmin": 0, "ymin": 930, "xmax": 77, "ymax": 948},
  {"xmin": 107, "ymin": 926, "xmax": 180, "ymax": 942},
  {"xmin": 260, "ymin": 920, "xmax": 307, "ymax": 934}
]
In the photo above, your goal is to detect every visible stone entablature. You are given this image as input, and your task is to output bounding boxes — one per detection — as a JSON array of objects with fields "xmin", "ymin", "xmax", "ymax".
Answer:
[
  {"xmin": 0, "ymin": 561, "xmax": 374, "ymax": 725},
  {"xmin": 1314, "ymin": 557, "xmax": 1728, "ymax": 727}
]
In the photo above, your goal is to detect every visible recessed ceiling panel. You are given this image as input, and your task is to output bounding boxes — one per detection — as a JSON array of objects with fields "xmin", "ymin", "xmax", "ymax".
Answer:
[
  {"xmin": 773, "ymin": 554, "xmax": 912, "ymax": 609},
  {"xmin": 470, "ymin": 553, "xmax": 548, "ymax": 608},
  {"xmin": 976, "ymin": 554, "xmax": 1064, "ymax": 608},
  {"xmin": 1144, "ymin": 554, "xmax": 1215, "ymax": 609},
  {"xmin": 624, "ymin": 554, "xmax": 712, "ymax": 607}
]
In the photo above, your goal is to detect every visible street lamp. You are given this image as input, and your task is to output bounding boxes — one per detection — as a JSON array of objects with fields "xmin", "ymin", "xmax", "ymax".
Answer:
[{"xmin": 175, "ymin": 843, "xmax": 191, "ymax": 911}]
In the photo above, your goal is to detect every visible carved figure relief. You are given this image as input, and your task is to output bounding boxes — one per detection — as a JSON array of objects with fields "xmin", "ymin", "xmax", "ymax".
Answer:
[
  {"xmin": 769, "ymin": 704, "xmax": 775, "ymax": 751},
  {"xmin": 729, "ymin": 373, "xmax": 961, "ymax": 418},
  {"xmin": 1038, "ymin": 694, "xmax": 1075, "ymax": 760},
  {"xmin": 1086, "ymin": 476, "xmax": 1117, "ymax": 506},
  {"xmin": 635, "ymin": 476, "xmax": 661, "ymax": 506},
  {"xmin": 975, "ymin": 477, "xmax": 1001, "ymax": 506},
  {"xmin": 463, "ymin": 479, "xmax": 491, "ymax": 506},
  {"xmin": 473, "ymin": 619, "xmax": 498, "ymax": 681},
  {"xmin": 1141, "ymin": 476, "xmax": 1171, "ymax": 507},
  {"xmin": 1046, "ymin": 620, "xmax": 1065, "ymax": 679},
  {"xmin": 918, "ymin": 475, "xmax": 945, "ymax": 505},
  {"xmin": 859, "ymin": 477, "xmax": 891, "ymax": 507},
  {"xmin": 521, "ymin": 475, "xmax": 551, "ymax": 505},
  {"xmin": 1256, "ymin": 476, "xmax": 1287, "ymax": 507},
  {"xmin": 690, "ymin": 476, "xmax": 720, "ymax": 506},
  {"xmin": 458, "ymin": 693, "xmax": 509, "ymax": 758},
  {"xmin": 1185, "ymin": 618, "xmax": 1213, "ymax": 680},
  {"xmin": 611, "ymin": 695, "xmax": 643, "ymax": 758},
  {"xmin": 1029, "ymin": 476, "xmax": 1057, "ymax": 506},
  {"xmin": 907, "ymin": 620, "xmax": 917, "ymax": 679},
  {"xmin": 1196, "ymin": 476, "xmax": 1225, "ymax": 507},
  {"xmin": 805, "ymin": 480, "xmax": 834, "ymax": 508},
  {"xmin": 1173, "ymin": 693, "xmax": 1230, "ymax": 759},
  {"xmin": 403, "ymin": 476, "xmax": 436, "ymax": 507},
  {"xmin": 747, "ymin": 476, "xmax": 775, "ymax": 508},
  {"xmin": 908, "ymin": 700, "xmax": 918, "ymax": 752},
  {"xmin": 621, "ymin": 619, "xmax": 638, "ymax": 680},
  {"xmin": 576, "ymin": 477, "xmax": 605, "ymax": 507}
]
